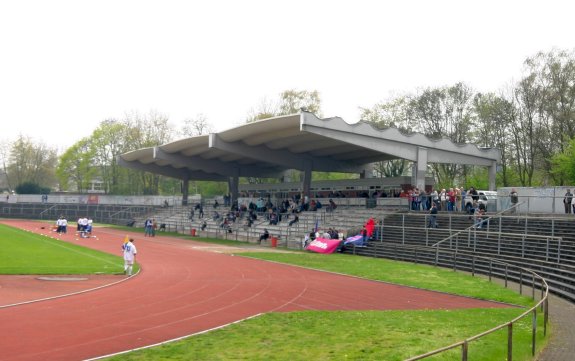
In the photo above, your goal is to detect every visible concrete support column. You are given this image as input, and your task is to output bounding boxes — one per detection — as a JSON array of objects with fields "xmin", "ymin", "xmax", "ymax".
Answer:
[
  {"xmin": 228, "ymin": 174, "xmax": 239, "ymax": 206},
  {"xmin": 360, "ymin": 163, "xmax": 375, "ymax": 179},
  {"xmin": 181, "ymin": 178, "xmax": 189, "ymax": 206},
  {"xmin": 411, "ymin": 147, "xmax": 428, "ymax": 189},
  {"xmin": 301, "ymin": 161, "xmax": 312, "ymax": 198},
  {"xmin": 488, "ymin": 161, "xmax": 497, "ymax": 191}
]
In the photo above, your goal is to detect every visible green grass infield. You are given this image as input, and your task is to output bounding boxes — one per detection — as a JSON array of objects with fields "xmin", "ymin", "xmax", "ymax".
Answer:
[{"xmin": 0, "ymin": 223, "xmax": 129, "ymax": 274}]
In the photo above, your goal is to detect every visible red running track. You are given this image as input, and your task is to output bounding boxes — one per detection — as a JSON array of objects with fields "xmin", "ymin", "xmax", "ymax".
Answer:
[{"xmin": 0, "ymin": 220, "xmax": 510, "ymax": 361}]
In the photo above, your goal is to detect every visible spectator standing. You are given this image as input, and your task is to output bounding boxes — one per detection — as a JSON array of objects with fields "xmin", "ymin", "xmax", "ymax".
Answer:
[
  {"xmin": 509, "ymin": 188, "xmax": 519, "ymax": 213},
  {"xmin": 430, "ymin": 188, "xmax": 439, "ymax": 208},
  {"xmin": 428, "ymin": 203, "xmax": 438, "ymax": 228},
  {"xmin": 361, "ymin": 226, "xmax": 368, "ymax": 245},
  {"xmin": 564, "ymin": 189, "xmax": 573, "ymax": 214},
  {"xmin": 420, "ymin": 189, "xmax": 428, "ymax": 211},
  {"xmin": 144, "ymin": 218, "xmax": 153, "ymax": 237},
  {"xmin": 439, "ymin": 189, "xmax": 447, "ymax": 211},
  {"xmin": 447, "ymin": 188, "xmax": 455, "ymax": 212}
]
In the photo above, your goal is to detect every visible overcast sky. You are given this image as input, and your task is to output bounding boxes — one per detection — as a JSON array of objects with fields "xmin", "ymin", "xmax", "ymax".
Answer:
[{"xmin": 1, "ymin": 0, "xmax": 573, "ymax": 151}]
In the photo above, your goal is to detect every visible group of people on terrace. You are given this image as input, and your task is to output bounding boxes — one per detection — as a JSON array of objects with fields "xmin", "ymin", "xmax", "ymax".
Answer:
[{"xmin": 402, "ymin": 186, "xmax": 480, "ymax": 213}]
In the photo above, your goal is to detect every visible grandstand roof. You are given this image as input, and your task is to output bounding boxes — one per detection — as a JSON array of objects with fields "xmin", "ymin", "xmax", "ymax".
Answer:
[{"xmin": 117, "ymin": 111, "xmax": 501, "ymax": 182}]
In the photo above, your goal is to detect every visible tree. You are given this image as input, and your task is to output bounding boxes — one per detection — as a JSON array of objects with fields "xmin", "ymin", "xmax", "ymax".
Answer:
[
  {"xmin": 511, "ymin": 74, "xmax": 540, "ymax": 186},
  {"xmin": 124, "ymin": 111, "xmax": 176, "ymax": 194},
  {"xmin": 7, "ymin": 135, "xmax": 58, "ymax": 192},
  {"xmin": 181, "ymin": 114, "xmax": 213, "ymax": 137},
  {"xmin": 360, "ymin": 95, "xmax": 413, "ymax": 177},
  {"xmin": 56, "ymin": 138, "xmax": 96, "ymax": 192},
  {"xmin": 89, "ymin": 120, "xmax": 131, "ymax": 194},
  {"xmin": 522, "ymin": 49, "xmax": 575, "ymax": 184},
  {"xmin": 409, "ymin": 83, "xmax": 475, "ymax": 188},
  {"xmin": 551, "ymin": 137, "xmax": 575, "ymax": 185},
  {"xmin": 15, "ymin": 181, "xmax": 50, "ymax": 195},
  {"xmin": 278, "ymin": 89, "xmax": 321, "ymax": 116},
  {"xmin": 0, "ymin": 139, "xmax": 12, "ymax": 191},
  {"xmin": 472, "ymin": 92, "xmax": 516, "ymax": 186},
  {"xmin": 247, "ymin": 89, "xmax": 322, "ymax": 122}
]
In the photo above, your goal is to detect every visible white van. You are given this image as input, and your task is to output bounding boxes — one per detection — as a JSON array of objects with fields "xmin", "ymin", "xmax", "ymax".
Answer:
[{"xmin": 464, "ymin": 190, "xmax": 498, "ymax": 212}]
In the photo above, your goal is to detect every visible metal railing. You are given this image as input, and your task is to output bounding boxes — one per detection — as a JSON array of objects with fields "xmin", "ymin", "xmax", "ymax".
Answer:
[
  {"xmin": 405, "ymin": 251, "xmax": 548, "ymax": 361},
  {"xmin": 344, "ymin": 242, "xmax": 549, "ymax": 361}
]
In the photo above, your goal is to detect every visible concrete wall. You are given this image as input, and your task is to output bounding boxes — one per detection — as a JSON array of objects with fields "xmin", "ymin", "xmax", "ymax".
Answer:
[{"xmin": 497, "ymin": 187, "xmax": 575, "ymax": 214}]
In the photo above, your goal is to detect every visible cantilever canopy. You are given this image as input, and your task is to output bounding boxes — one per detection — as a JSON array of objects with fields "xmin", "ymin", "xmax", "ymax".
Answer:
[{"xmin": 118, "ymin": 111, "xmax": 501, "ymax": 192}]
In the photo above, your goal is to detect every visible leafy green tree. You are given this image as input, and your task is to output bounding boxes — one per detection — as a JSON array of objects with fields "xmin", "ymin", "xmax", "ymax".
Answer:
[
  {"xmin": 551, "ymin": 137, "xmax": 575, "ymax": 184},
  {"xmin": 89, "ymin": 120, "xmax": 132, "ymax": 194},
  {"xmin": 57, "ymin": 112, "xmax": 184, "ymax": 195},
  {"xmin": 56, "ymin": 138, "xmax": 96, "ymax": 192}
]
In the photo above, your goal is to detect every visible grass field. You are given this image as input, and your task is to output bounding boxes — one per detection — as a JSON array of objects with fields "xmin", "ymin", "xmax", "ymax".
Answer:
[
  {"xmin": 0, "ymin": 223, "xmax": 131, "ymax": 274},
  {"xmin": 0, "ymin": 223, "xmax": 547, "ymax": 360}
]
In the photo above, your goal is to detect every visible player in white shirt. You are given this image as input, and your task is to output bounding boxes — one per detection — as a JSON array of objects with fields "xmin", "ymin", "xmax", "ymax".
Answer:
[{"xmin": 122, "ymin": 238, "xmax": 137, "ymax": 276}]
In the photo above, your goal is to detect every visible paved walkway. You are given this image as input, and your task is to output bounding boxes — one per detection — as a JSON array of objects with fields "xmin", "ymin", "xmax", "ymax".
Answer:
[
  {"xmin": 537, "ymin": 294, "xmax": 575, "ymax": 361},
  {"xmin": 488, "ymin": 276, "xmax": 575, "ymax": 361}
]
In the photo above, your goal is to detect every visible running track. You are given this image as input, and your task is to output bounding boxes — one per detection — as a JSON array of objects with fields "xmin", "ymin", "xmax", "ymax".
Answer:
[{"xmin": 0, "ymin": 220, "xmax": 510, "ymax": 361}]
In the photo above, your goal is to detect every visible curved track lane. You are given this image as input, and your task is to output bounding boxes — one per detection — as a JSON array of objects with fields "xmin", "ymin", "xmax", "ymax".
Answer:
[{"xmin": 0, "ymin": 220, "xmax": 510, "ymax": 361}]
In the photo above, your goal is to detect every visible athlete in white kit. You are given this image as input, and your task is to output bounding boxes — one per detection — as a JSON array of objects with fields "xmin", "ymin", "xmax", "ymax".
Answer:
[{"xmin": 122, "ymin": 238, "xmax": 137, "ymax": 276}]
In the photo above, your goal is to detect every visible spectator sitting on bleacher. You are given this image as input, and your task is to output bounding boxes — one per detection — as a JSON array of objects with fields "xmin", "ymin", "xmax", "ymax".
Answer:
[
  {"xmin": 213, "ymin": 211, "xmax": 220, "ymax": 221},
  {"xmin": 475, "ymin": 208, "xmax": 488, "ymax": 229},
  {"xmin": 269, "ymin": 212, "xmax": 278, "ymax": 225},
  {"xmin": 220, "ymin": 218, "xmax": 229, "ymax": 229},
  {"xmin": 309, "ymin": 199, "xmax": 317, "ymax": 211},
  {"xmin": 200, "ymin": 220, "xmax": 207, "ymax": 231},
  {"xmin": 327, "ymin": 199, "xmax": 337, "ymax": 212}
]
